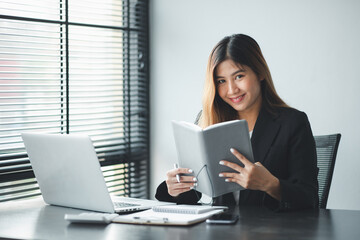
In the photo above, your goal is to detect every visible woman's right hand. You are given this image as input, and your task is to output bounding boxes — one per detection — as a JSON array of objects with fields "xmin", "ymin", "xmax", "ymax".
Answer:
[{"xmin": 165, "ymin": 168, "xmax": 197, "ymax": 197}]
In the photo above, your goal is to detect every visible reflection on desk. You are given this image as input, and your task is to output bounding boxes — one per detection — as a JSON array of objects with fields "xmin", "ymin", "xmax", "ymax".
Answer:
[{"xmin": 0, "ymin": 197, "xmax": 360, "ymax": 240}]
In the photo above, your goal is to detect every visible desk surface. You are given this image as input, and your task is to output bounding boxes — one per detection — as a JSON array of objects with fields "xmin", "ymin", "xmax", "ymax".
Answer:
[{"xmin": 0, "ymin": 197, "xmax": 360, "ymax": 240}]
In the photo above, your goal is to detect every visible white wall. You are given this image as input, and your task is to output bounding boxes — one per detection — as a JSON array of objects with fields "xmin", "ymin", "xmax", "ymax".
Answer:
[{"xmin": 150, "ymin": 0, "xmax": 360, "ymax": 210}]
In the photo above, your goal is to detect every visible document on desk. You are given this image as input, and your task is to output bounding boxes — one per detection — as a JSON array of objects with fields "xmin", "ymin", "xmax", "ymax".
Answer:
[
  {"xmin": 152, "ymin": 204, "xmax": 227, "ymax": 214},
  {"xmin": 112, "ymin": 208, "xmax": 224, "ymax": 226}
]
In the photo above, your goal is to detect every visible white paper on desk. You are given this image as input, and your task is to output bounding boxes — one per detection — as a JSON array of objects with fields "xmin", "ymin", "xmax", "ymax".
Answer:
[{"xmin": 112, "ymin": 209, "xmax": 224, "ymax": 226}]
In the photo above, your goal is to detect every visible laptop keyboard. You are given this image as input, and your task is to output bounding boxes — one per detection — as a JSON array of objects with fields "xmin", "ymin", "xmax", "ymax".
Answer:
[{"xmin": 113, "ymin": 201, "xmax": 141, "ymax": 209}]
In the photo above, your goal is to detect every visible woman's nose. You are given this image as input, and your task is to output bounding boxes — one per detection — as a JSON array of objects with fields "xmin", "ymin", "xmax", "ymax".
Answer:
[{"xmin": 227, "ymin": 81, "xmax": 239, "ymax": 94}]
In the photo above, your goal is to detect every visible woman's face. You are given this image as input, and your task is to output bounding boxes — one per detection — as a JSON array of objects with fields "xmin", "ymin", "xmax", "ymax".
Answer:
[{"xmin": 215, "ymin": 59, "xmax": 262, "ymax": 118}]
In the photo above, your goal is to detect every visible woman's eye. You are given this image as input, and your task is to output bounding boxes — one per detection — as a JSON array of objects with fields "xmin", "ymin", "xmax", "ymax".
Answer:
[
  {"xmin": 217, "ymin": 79, "xmax": 225, "ymax": 84},
  {"xmin": 235, "ymin": 75, "xmax": 244, "ymax": 80}
]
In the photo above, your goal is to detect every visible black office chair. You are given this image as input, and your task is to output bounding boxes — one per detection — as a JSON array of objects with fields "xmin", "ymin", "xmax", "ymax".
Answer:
[{"xmin": 314, "ymin": 134, "xmax": 341, "ymax": 209}]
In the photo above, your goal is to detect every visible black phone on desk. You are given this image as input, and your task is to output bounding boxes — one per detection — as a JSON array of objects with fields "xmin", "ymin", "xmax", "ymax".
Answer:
[{"xmin": 206, "ymin": 213, "xmax": 239, "ymax": 224}]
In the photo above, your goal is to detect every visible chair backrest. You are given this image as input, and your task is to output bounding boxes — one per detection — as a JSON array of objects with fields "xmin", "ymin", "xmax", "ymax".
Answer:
[{"xmin": 314, "ymin": 134, "xmax": 341, "ymax": 209}]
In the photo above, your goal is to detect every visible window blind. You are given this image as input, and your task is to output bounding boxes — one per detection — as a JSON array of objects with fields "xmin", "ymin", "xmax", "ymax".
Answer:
[{"xmin": 0, "ymin": 0, "xmax": 149, "ymax": 202}]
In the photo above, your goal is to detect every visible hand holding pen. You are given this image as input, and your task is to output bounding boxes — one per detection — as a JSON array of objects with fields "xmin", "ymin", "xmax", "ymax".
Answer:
[{"xmin": 165, "ymin": 164, "xmax": 197, "ymax": 197}]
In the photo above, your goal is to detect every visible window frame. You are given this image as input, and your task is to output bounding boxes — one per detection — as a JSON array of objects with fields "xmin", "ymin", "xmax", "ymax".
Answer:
[{"xmin": 0, "ymin": 0, "xmax": 150, "ymax": 201}]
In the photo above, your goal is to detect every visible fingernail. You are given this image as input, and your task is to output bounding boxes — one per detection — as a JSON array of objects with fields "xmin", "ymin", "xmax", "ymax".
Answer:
[
  {"xmin": 219, "ymin": 173, "xmax": 224, "ymax": 177},
  {"xmin": 225, "ymin": 179, "xmax": 230, "ymax": 182},
  {"xmin": 188, "ymin": 169, "xmax": 193, "ymax": 173},
  {"xmin": 230, "ymin": 148, "xmax": 235, "ymax": 153},
  {"xmin": 219, "ymin": 161, "xmax": 224, "ymax": 165},
  {"xmin": 190, "ymin": 186, "xmax": 194, "ymax": 189},
  {"xmin": 193, "ymin": 183, "xmax": 198, "ymax": 186},
  {"xmin": 193, "ymin": 177, "xmax": 197, "ymax": 181}
]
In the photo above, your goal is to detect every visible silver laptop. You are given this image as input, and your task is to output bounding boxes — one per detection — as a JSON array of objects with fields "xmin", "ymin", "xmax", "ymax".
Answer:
[{"xmin": 21, "ymin": 133, "xmax": 174, "ymax": 213}]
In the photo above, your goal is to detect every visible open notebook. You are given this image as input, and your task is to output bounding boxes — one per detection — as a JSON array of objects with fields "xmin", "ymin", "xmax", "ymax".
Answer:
[
  {"xmin": 172, "ymin": 119, "xmax": 254, "ymax": 197},
  {"xmin": 113, "ymin": 208, "xmax": 225, "ymax": 226}
]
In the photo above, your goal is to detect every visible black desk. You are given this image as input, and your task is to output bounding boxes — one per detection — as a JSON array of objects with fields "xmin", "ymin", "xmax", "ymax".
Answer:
[{"xmin": 0, "ymin": 198, "xmax": 359, "ymax": 240}]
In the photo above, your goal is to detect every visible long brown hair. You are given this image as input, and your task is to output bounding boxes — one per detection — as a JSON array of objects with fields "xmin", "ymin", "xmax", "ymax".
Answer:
[{"xmin": 198, "ymin": 34, "xmax": 288, "ymax": 128}]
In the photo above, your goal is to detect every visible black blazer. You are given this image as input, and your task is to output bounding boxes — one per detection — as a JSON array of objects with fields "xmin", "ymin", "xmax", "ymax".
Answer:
[{"xmin": 155, "ymin": 106, "xmax": 319, "ymax": 211}]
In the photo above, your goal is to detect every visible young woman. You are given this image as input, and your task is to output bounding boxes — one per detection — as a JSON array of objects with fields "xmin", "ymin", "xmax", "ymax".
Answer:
[{"xmin": 155, "ymin": 34, "xmax": 319, "ymax": 211}]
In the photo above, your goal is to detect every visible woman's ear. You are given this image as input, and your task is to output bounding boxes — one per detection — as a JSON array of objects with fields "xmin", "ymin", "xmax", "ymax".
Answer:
[{"xmin": 258, "ymin": 74, "xmax": 265, "ymax": 81}]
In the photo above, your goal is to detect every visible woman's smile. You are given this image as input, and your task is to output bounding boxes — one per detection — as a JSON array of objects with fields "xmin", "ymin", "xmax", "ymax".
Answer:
[{"xmin": 229, "ymin": 93, "xmax": 246, "ymax": 103}]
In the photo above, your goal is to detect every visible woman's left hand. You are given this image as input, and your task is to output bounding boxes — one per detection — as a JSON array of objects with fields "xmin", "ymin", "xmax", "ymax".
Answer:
[{"xmin": 219, "ymin": 148, "xmax": 281, "ymax": 200}]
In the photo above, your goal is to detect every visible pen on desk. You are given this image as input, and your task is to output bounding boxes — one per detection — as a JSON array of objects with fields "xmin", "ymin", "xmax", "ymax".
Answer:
[
  {"xmin": 133, "ymin": 216, "xmax": 169, "ymax": 223},
  {"xmin": 174, "ymin": 163, "xmax": 181, "ymax": 183}
]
